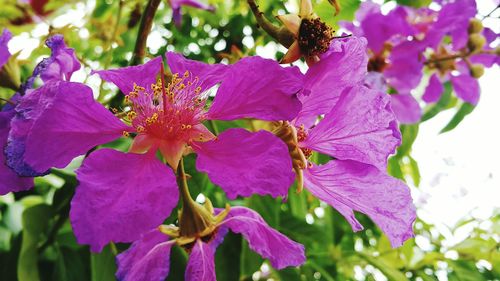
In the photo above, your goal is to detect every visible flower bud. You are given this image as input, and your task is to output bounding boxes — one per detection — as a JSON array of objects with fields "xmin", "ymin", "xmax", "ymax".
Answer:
[
  {"xmin": 467, "ymin": 18, "xmax": 483, "ymax": 34},
  {"xmin": 469, "ymin": 64, "xmax": 484, "ymax": 78},
  {"xmin": 495, "ymin": 46, "xmax": 500, "ymax": 56},
  {"xmin": 467, "ymin": 33, "xmax": 486, "ymax": 53}
]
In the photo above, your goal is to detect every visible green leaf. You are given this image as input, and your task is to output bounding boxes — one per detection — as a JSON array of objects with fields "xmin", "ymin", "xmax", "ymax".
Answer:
[
  {"xmin": 358, "ymin": 252, "xmax": 408, "ymax": 281},
  {"xmin": 394, "ymin": 0, "xmax": 432, "ymax": 8},
  {"xmin": 440, "ymin": 103, "xmax": 475, "ymax": 133},
  {"xmin": 421, "ymin": 82, "xmax": 454, "ymax": 122},
  {"xmin": 91, "ymin": 244, "xmax": 117, "ymax": 281},
  {"xmin": 17, "ymin": 204, "xmax": 53, "ymax": 281},
  {"xmin": 316, "ymin": 0, "xmax": 362, "ymax": 28}
]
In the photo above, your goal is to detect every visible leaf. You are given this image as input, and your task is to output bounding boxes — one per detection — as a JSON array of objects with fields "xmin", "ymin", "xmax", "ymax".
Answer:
[
  {"xmin": 215, "ymin": 232, "xmax": 241, "ymax": 281},
  {"xmin": 394, "ymin": 0, "xmax": 432, "ymax": 8},
  {"xmin": 17, "ymin": 204, "xmax": 53, "ymax": 281},
  {"xmin": 421, "ymin": 82, "xmax": 454, "ymax": 122},
  {"xmin": 440, "ymin": 103, "xmax": 475, "ymax": 133},
  {"xmin": 91, "ymin": 244, "xmax": 117, "ymax": 281},
  {"xmin": 358, "ymin": 252, "xmax": 408, "ymax": 281},
  {"xmin": 316, "ymin": 0, "xmax": 362, "ymax": 28}
]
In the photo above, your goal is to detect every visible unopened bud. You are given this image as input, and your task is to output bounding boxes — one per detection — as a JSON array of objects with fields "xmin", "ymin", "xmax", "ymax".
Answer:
[
  {"xmin": 495, "ymin": 46, "xmax": 500, "ymax": 56},
  {"xmin": 469, "ymin": 64, "xmax": 484, "ymax": 78},
  {"xmin": 467, "ymin": 18, "xmax": 483, "ymax": 34},
  {"xmin": 467, "ymin": 33, "xmax": 486, "ymax": 53},
  {"xmin": 0, "ymin": 55, "xmax": 21, "ymax": 91}
]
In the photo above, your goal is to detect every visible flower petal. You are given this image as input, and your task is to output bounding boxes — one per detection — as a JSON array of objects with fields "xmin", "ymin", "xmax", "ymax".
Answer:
[
  {"xmin": 280, "ymin": 41, "xmax": 302, "ymax": 64},
  {"xmin": 296, "ymin": 37, "xmax": 368, "ymax": 125},
  {"xmin": 185, "ymin": 240, "xmax": 217, "ymax": 281},
  {"xmin": 303, "ymin": 86, "xmax": 401, "ymax": 171},
  {"xmin": 384, "ymin": 41, "xmax": 424, "ymax": 93},
  {"xmin": 0, "ymin": 109, "xmax": 33, "ymax": 195},
  {"xmin": 422, "ymin": 74, "xmax": 444, "ymax": 103},
  {"xmin": 93, "ymin": 56, "xmax": 163, "ymax": 94},
  {"xmin": 193, "ymin": 128, "xmax": 294, "ymax": 199},
  {"xmin": 303, "ymin": 160, "xmax": 416, "ymax": 248},
  {"xmin": 450, "ymin": 74, "xmax": 480, "ymax": 105},
  {"xmin": 220, "ymin": 206, "xmax": 305, "ymax": 269},
  {"xmin": 166, "ymin": 52, "xmax": 228, "ymax": 92},
  {"xmin": 276, "ymin": 14, "xmax": 301, "ymax": 36},
  {"xmin": 206, "ymin": 56, "xmax": 302, "ymax": 121},
  {"xmin": 20, "ymin": 81, "xmax": 128, "ymax": 172},
  {"xmin": 39, "ymin": 35, "xmax": 81, "ymax": 82},
  {"xmin": 116, "ymin": 230, "xmax": 175, "ymax": 281},
  {"xmin": 0, "ymin": 29, "xmax": 12, "ymax": 69},
  {"xmin": 70, "ymin": 148, "xmax": 179, "ymax": 252},
  {"xmin": 390, "ymin": 94, "xmax": 422, "ymax": 124}
]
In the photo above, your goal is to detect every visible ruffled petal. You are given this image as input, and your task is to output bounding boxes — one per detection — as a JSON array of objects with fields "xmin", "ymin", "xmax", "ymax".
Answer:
[
  {"xmin": 0, "ymin": 29, "xmax": 12, "ymax": 69},
  {"xmin": 296, "ymin": 37, "xmax": 368, "ymax": 125},
  {"xmin": 390, "ymin": 94, "xmax": 422, "ymax": 124},
  {"xmin": 220, "ymin": 206, "xmax": 305, "ymax": 269},
  {"xmin": 70, "ymin": 148, "xmax": 179, "ymax": 252},
  {"xmin": 206, "ymin": 56, "xmax": 302, "ymax": 121},
  {"xmin": 422, "ymin": 74, "xmax": 444, "ymax": 103},
  {"xmin": 193, "ymin": 128, "xmax": 294, "ymax": 199},
  {"xmin": 93, "ymin": 56, "xmax": 163, "ymax": 94},
  {"xmin": 185, "ymin": 240, "xmax": 217, "ymax": 281},
  {"xmin": 384, "ymin": 41, "xmax": 424, "ymax": 92},
  {"xmin": 116, "ymin": 230, "xmax": 175, "ymax": 281},
  {"xmin": 303, "ymin": 160, "xmax": 416, "ymax": 248},
  {"xmin": 166, "ymin": 52, "xmax": 228, "ymax": 92},
  {"xmin": 39, "ymin": 35, "xmax": 81, "ymax": 82},
  {"xmin": 18, "ymin": 81, "xmax": 129, "ymax": 172},
  {"xmin": 0, "ymin": 109, "xmax": 33, "ymax": 195},
  {"xmin": 450, "ymin": 74, "xmax": 480, "ymax": 105},
  {"xmin": 303, "ymin": 86, "xmax": 401, "ymax": 171}
]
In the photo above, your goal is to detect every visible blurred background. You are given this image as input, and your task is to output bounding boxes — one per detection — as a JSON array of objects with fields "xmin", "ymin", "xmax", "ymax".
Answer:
[{"xmin": 0, "ymin": 0, "xmax": 499, "ymax": 280}]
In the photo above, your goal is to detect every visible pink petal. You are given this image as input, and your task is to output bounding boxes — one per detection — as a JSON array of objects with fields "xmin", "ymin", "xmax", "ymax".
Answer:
[
  {"xmin": 390, "ymin": 94, "xmax": 422, "ymax": 124},
  {"xmin": 303, "ymin": 86, "xmax": 401, "ymax": 171},
  {"xmin": 24, "ymin": 81, "xmax": 129, "ymax": 172},
  {"xmin": 70, "ymin": 149, "xmax": 179, "ymax": 252},
  {"xmin": 220, "ymin": 206, "xmax": 305, "ymax": 269},
  {"xmin": 116, "ymin": 230, "xmax": 175, "ymax": 281},
  {"xmin": 193, "ymin": 128, "xmax": 294, "ymax": 199},
  {"xmin": 422, "ymin": 74, "xmax": 444, "ymax": 103},
  {"xmin": 93, "ymin": 56, "xmax": 163, "ymax": 94},
  {"xmin": 295, "ymin": 37, "xmax": 368, "ymax": 125},
  {"xmin": 303, "ymin": 160, "xmax": 416, "ymax": 248},
  {"xmin": 450, "ymin": 74, "xmax": 480, "ymax": 105},
  {"xmin": 206, "ymin": 56, "xmax": 302, "ymax": 121},
  {"xmin": 185, "ymin": 240, "xmax": 216, "ymax": 281}
]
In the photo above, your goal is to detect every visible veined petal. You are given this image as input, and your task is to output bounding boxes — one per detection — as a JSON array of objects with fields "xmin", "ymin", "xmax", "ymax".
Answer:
[
  {"xmin": 0, "ymin": 109, "xmax": 33, "ymax": 195},
  {"xmin": 206, "ymin": 56, "xmax": 302, "ymax": 121},
  {"xmin": 0, "ymin": 29, "xmax": 12, "ymax": 69},
  {"xmin": 422, "ymin": 74, "xmax": 444, "ymax": 103},
  {"xmin": 21, "ymin": 81, "xmax": 129, "ymax": 172},
  {"xmin": 220, "ymin": 206, "xmax": 305, "ymax": 269},
  {"xmin": 450, "ymin": 74, "xmax": 480, "ymax": 105},
  {"xmin": 70, "ymin": 149, "xmax": 179, "ymax": 252},
  {"xmin": 166, "ymin": 52, "xmax": 228, "ymax": 92},
  {"xmin": 296, "ymin": 37, "xmax": 368, "ymax": 125},
  {"xmin": 390, "ymin": 94, "xmax": 422, "ymax": 124},
  {"xmin": 185, "ymin": 240, "xmax": 216, "ymax": 281},
  {"xmin": 303, "ymin": 86, "xmax": 401, "ymax": 171},
  {"xmin": 303, "ymin": 160, "xmax": 416, "ymax": 248},
  {"xmin": 93, "ymin": 56, "xmax": 163, "ymax": 94},
  {"xmin": 193, "ymin": 128, "xmax": 294, "ymax": 199},
  {"xmin": 116, "ymin": 230, "xmax": 175, "ymax": 281},
  {"xmin": 276, "ymin": 14, "xmax": 301, "ymax": 36}
]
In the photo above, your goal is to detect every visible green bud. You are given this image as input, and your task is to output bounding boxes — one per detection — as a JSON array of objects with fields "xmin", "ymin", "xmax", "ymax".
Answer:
[
  {"xmin": 467, "ymin": 18, "xmax": 483, "ymax": 34},
  {"xmin": 469, "ymin": 64, "xmax": 484, "ymax": 79},
  {"xmin": 0, "ymin": 55, "xmax": 21, "ymax": 91},
  {"xmin": 467, "ymin": 33, "xmax": 486, "ymax": 53}
]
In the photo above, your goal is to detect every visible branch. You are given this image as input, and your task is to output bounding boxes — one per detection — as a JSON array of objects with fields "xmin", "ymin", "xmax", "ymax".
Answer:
[
  {"xmin": 131, "ymin": 0, "xmax": 161, "ymax": 66},
  {"xmin": 247, "ymin": 0, "xmax": 295, "ymax": 48}
]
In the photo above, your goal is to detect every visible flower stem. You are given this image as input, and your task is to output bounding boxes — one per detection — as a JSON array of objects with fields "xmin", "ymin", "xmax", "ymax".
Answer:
[{"xmin": 246, "ymin": 0, "xmax": 295, "ymax": 48}]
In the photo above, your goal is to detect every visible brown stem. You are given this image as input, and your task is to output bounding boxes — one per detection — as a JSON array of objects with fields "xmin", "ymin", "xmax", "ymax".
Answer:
[
  {"xmin": 424, "ymin": 53, "xmax": 467, "ymax": 65},
  {"xmin": 131, "ymin": 0, "xmax": 161, "ymax": 66},
  {"xmin": 247, "ymin": 0, "xmax": 295, "ymax": 48}
]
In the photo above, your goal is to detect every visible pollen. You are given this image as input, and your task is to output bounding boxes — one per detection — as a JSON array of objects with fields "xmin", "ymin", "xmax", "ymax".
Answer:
[
  {"xmin": 122, "ymin": 131, "xmax": 130, "ymax": 137},
  {"xmin": 136, "ymin": 125, "xmax": 145, "ymax": 132},
  {"xmin": 298, "ymin": 17, "xmax": 334, "ymax": 57}
]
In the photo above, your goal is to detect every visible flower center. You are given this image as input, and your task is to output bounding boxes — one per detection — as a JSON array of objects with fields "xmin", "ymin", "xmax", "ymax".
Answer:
[
  {"xmin": 368, "ymin": 55, "xmax": 388, "ymax": 72},
  {"xmin": 298, "ymin": 17, "xmax": 334, "ymax": 57},
  {"xmin": 121, "ymin": 71, "xmax": 207, "ymax": 142}
]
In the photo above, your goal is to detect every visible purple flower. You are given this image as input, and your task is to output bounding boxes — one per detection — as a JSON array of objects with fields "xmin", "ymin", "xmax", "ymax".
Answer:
[
  {"xmin": 5, "ymin": 34, "xmax": 81, "ymax": 178},
  {"xmin": 276, "ymin": 85, "xmax": 416, "ymax": 247},
  {"xmin": 168, "ymin": 0, "xmax": 215, "ymax": 27},
  {"xmin": 0, "ymin": 29, "xmax": 12, "ymax": 69},
  {"xmin": 15, "ymin": 50, "xmax": 301, "ymax": 251},
  {"xmin": 115, "ymin": 206, "xmax": 305, "ymax": 281}
]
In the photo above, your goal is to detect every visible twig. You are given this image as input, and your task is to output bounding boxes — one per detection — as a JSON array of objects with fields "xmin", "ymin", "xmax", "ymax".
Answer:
[
  {"xmin": 482, "ymin": 4, "xmax": 499, "ymax": 20},
  {"xmin": 247, "ymin": 0, "xmax": 295, "ymax": 48}
]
